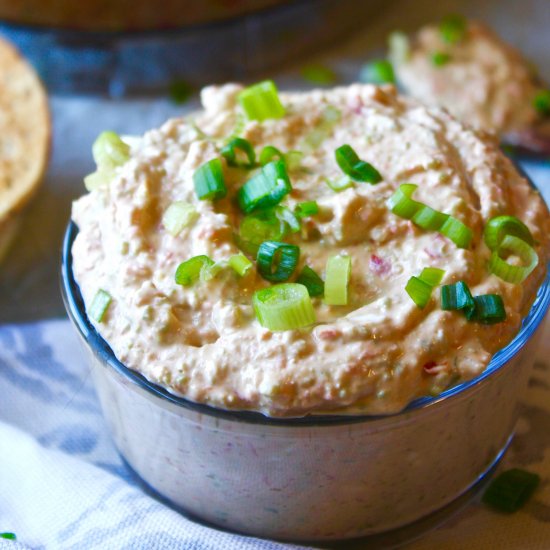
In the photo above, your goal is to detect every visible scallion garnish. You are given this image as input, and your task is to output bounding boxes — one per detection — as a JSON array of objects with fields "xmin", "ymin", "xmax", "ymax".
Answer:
[
  {"xmin": 296, "ymin": 265, "xmax": 324, "ymax": 297},
  {"xmin": 162, "ymin": 201, "xmax": 198, "ymax": 236},
  {"xmin": 335, "ymin": 144, "xmax": 382, "ymax": 184},
  {"xmin": 0, "ymin": 533, "xmax": 16, "ymax": 540},
  {"xmin": 259, "ymin": 145, "xmax": 284, "ymax": 166},
  {"xmin": 470, "ymin": 294, "xmax": 507, "ymax": 324},
  {"xmin": 92, "ymin": 131, "xmax": 130, "ymax": 171},
  {"xmin": 359, "ymin": 59, "xmax": 395, "ymax": 84},
  {"xmin": 220, "ymin": 137, "xmax": 256, "ymax": 168},
  {"xmin": 237, "ymin": 160, "xmax": 292, "ymax": 213},
  {"xmin": 405, "ymin": 267, "xmax": 445, "ymax": 308},
  {"xmin": 253, "ymin": 283, "xmax": 315, "ymax": 331},
  {"xmin": 295, "ymin": 201, "xmax": 319, "ymax": 218},
  {"xmin": 257, "ymin": 241, "xmax": 300, "ymax": 282},
  {"xmin": 489, "ymin": 235, "xmax": 539, "ymax": 284},
  {"xmin": 387, "ymin": 184, "xmax": 473, "ymax": 248},
  {"xmin": 275, "ymin": 206, "xmax": 301, "ymax": 233},
  {"xmin": 482, "ymin": 468, "xmax": 540, "ymax": 513},
  {"xmin": 238, "ymin": 80, "xmax": 285, "ymax": 122},
  {"xmin": 237, "ymin": 209, "xmax": 287, "ymax": 256},
  {"xmin": 175, "ymin": 255, "xmax": 214, "ymax": 286},
  {"xmin": 193, "ymin": 158, "xmax": 227, "ymax": 201},
  {"xmin": 484, "ymin": 215, "xmax": 535, "ymax": 251},
  {"xmin": 89, "ymin": 289, "xmax": 112, "ymax": 323},
  {"xmin": 325, "ymin": 175, "xmax": 354, "ymax": 192},
  {"xmin": 388, "ymin": 31, "xmax": 410, "ymax": 64},
  {"xmin": 432, "ymin": 51, "xmax": 451, "ymax": 67},
  {"xmin": 300, "ymin": 64, "xmax": 337, "ymax": 85},
  {"xmin": 228, "ymin": 253, "xmax": 253, "ymax": 276},
  {"xmin": 441, "ymin": 281, "xmax": 475, "ymax": 317},
  {"xmin": 439, "ymin": 14, "xmax": 467, "ymax": 44},
  {"xmin": 324, "ymin": 254, "xmax": 351, "ymax": 306},
  {"xmin": 533, "ymin": 90, "xmax": 550, "ymax": 116}
]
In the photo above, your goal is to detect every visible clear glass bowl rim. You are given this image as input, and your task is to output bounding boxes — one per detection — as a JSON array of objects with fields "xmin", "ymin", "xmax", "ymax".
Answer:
[{"xmin": 61, "ymin": 221, "xmax": 550, "ymax": 427}]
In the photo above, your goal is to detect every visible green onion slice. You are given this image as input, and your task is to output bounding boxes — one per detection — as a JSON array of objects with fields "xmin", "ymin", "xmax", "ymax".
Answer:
[
  {"xmin": 482, "ymin": 468, "xmax": 540, "ymax": 513},
  {"xmin": 259, "ymin": 145, "xmax": 284, "ymax": 166},
  {"xmin": 324, "ymin": 254, "xmax": 352, "ymax": 306},
  {"xmin": 484, "ymin": 215, "xmax": 535, "ymax": 251},
  {"xmin": 533, "ymin": 90, "xmax": 550, "ymax": 116},
  {"xmin": 175, "ymin": 255, "xmax": 214, "ymax": 286},
  {"xmin": 335, "ymin": 144, "xmax": 382, "ymax": 184},
  {"xmin": 405, "ymin": 276, "xmax": 433, "ymax": 309},
  {"xmin": 0, "ymin": 533, "xmax": 16, "ymax": 540},
  {"xmin": 237, "ymin": 160, "xmax": 292, "ymax": 213},
  {"xmin": 432, "ymin": 51, "xmax": 451, "ymax": 67},
  {"xmin": 419, "ymin": 267, "xmax": 445, "ymax": 287},
  {"xmin": 89, "ymin": 289, "xmax": 112, "ymax": 323},
  {"xmin": 325, "ymin": 175, "xmax": 354, "ymax": 192},
  {"xmin": 237, "ymin": 209, "xmax": 287, "ymax": 256},
  {"xmin": 229, "ymin": 253, "xmax": 253, "ymax": 276},
  {"xmin": 238, "ymin": 80, "xmax": 285, "ymax": 122},
  {"xmin": 253, "ymin": 283, "xmax": 315, "ymax": 331},
  {"xmin": 257, "ymin": 241, "xmax": 300, "ymax": 282},
  {"xmin": 284, "ymin": 150, "xmax": 304, "ymax": 171},
  {"xmin": 162, "ymin": 201, "xmax": 198, "ymax": 236},
  {"xmin": 388, "ymin": 31, "xmax": 411, "ymax": 64},
  {"xmin": 300, "ymin": 64, "xmax": 337, "ymax": 85},
  {"xmin": 295, "ymin": 201, "xmax": 319, "ymax": 218},
  {"xmin": 359, "ymin": 59, "xmax": 396, "ymax": 84},
  {"xmin": 220, "ymin": 137, "xmax": 256, "ymax": 168},
  {"xmin": 296, "ymin": 265, "xmax": 324, "ymax": 297},
  {"xmin": 84, "ymin": 170, "xmax": 112, "ymax": 192},
  {"xmin": 193, "ymin": 158, "xmax": 227, "ymax": 201},
  {"xmin": 489, "ymin": 235, "xmax": 539, "ymax": 284},
  {"xmin": 92, "ymin": 131, "xmax": 130, "ymax": 171},
  {"xmin": 275, "ymin": 206, "xmax": 301, "ymax": 233},
  {"xmin": 441, "ymin": 281, "xmax": 475, "ymax": 317},
  {"xmin": 387, "ymin": 184, "xmax": 473, "ymax": 248},
  {"xmin": 439, "ymin": 14, "xmax": 467, "ymax": 44},
  {"xmin": 470, "ymin": 294, "xmax": 507, "ymax": 324}
]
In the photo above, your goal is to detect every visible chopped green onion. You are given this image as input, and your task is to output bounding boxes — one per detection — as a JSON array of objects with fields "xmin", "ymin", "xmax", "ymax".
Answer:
[
  {"xmin": 284, "ymin": 150, "xmax": 304, "ymax": 171},
  {"xmin": 89, "ymin": 289, "xmax": 112, "ymax": 323},
  {"xmin": 482, "ymin": 468, "xmax": 540, "ymax": 513},
  {"xmin": 220, "ymin": 137, "xmax": 256, "ymax": 168},
  {"xmin": 405, "ymin": 267, "xmax": 445, "ymax": 308},
  {"xmin": 533, "ymin": 90, "xmax": 550, "ymax": 116},
  {"xmin": 335, "ymin": 144, "xmax": 382, "ymax": 184},
  {"xmin": 193, "ymin": 158, "xmax": 227, "ymax": 201},
  {"xmin": 432, "ymin": 51, "xmax": 451, "ymax": 67},
  {"xmin": 484, "ymin": 215, "xmax": 534, "ymax": 251},
  {"xmin": 359, "ymin": 59, "xmax": 396, "ymax": 84},
  {"xmin": 325, "ymin": 175, "xmax": 354, "ymax": 192},
  {"xmin": 387, "ymin": 184, "xmax": 473, "ymax": 248},
  {"xmin": 228, "ymin": 253, "xmax": 253, "ymax": 276},
  {"xmin": 92, "ymin": 131, "xmax": 130, "ymax": 171},
  {"xmin": 200, "ymin": 260, "xmax": 226, "ymax": 282},
  {"xmin": 405, "ymin": 276, "xmax": 433, "ymax": 309},
  {"xmin": 0, "ymin": 533, "xmax": 16, "ymax": 540},
  {"xmin": 441, "ymin": 281, "xmax": 475, "ymax": 317},
  {"xmin": 169, "ymin": 79, "xmax": 193, "ymax": 104},
  {"xmin": 257, "ymin": 241, "xmax": 300, "ymax": 282},
  {"xmin": 295, "ymin": 201, "xmax": 319, "ymax": 218},
  {"xmin": 253, "ymin": 283, "xmax": 315, "ymax": 331},
  {"xmin": 388, "ymin": 31, "xmax": 410, "ymax": 64},
  {"xmin": 440, "ymin": 216, "xmax": 474, "ymax": 249},
  {"xmin": 238, "ymin": 80, "xmax": 285, "ymax": 122},
  {"xmin": 419, "ymin": 267, "xmax": 445, "ymax": 287},
  {"xmin": 439, "ymin": 14, "xmax": 467, "ymax": 44},
  {"xmin": 301, "ymin": 64, "xmax": 337, "ymax": 85},
  {"xmin": 237, "ymin": 160, "xmax": 292, "ymax": 213},
  {"xmin": 175, "ymin": 255, "xmax": 214, "ymax": 286},
  {"xmin": 470, "ymin": 295, "xmax": 507, "ymax": 324},
  {"xmin": 162, "ymin": 201, "xmax": 198, "ymax": 236},
  {"xmin": 296, "ymin": 265, "xmax": 324, "ymax": 297},
  {"xmin": 324, "ymin": 255, "xmax": 352, "ymax": 306},
  {"xmin": 237, "ymin": 209, "xmax": 287, "ymax": 255},
  {"xmin": 84, "ymin": 170, "xmax": 111, "ymax": 191},
  {"xmin": 259, "ymin": 145, "xmax": 284, "ymax": 166},
  {"xmin": 275, "ymin": 206, "xmax": 301, "ymax": 233},
  {"xmin": 489, "ymin": 235, "xmax": 539, "ymax": 284}
]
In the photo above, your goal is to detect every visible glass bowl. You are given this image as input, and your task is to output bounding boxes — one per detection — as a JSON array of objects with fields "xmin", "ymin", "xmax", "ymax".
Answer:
[{"xmin": 61, "ymin": 220, "xmax": 550, "ymax": 542}]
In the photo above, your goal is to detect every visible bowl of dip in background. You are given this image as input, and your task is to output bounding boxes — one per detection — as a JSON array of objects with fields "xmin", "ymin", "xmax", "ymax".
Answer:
[{"xmin": 61, "ymin": 220, "xmax": 550, "ymax": 541}]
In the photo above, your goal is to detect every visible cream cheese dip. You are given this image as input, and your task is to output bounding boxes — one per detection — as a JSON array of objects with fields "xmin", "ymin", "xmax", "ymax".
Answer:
[{"xmin": 71, "ymin": 82, "xmax": 550, "ymax": 417}]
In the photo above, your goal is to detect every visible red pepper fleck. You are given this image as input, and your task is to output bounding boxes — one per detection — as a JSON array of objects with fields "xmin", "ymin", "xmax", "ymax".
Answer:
[
  {"xmin": 369, "ymin": 254, "xmax": 391, "ymax": 276},
  {"xmin": 423, "ymin": 361, "xmax": 440, "ymax": 375}
]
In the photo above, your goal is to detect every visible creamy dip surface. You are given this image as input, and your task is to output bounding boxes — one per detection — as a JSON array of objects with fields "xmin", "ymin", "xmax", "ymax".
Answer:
[
  {"xmin": 392, "ymin": 21, "xmax": 545, "ymax": 137},
  {"xmin": 72, "ymin": 83, "xmax": 550, "ymax": 417}
]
